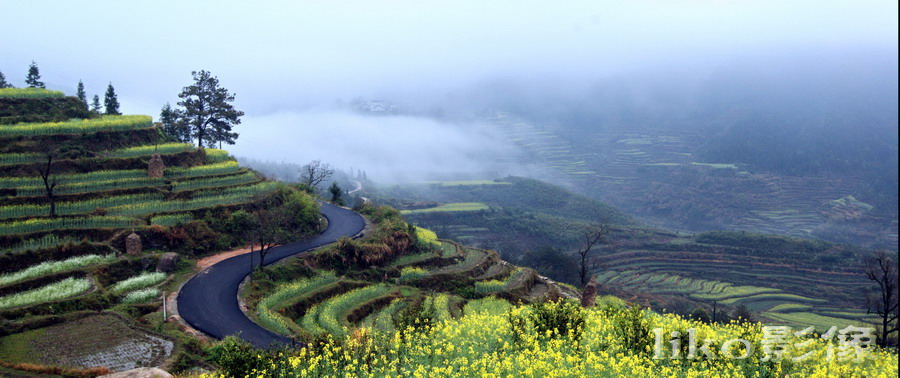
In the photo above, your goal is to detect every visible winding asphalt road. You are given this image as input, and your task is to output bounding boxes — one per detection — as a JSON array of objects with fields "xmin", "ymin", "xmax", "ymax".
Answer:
[{"xmin": 177, "ymin": 202, "xmax": 366, "ymax": 349}]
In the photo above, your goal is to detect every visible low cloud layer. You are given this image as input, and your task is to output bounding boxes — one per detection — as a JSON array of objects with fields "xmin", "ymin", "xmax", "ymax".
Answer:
[{"xmin": 228, "ymin": 111, "xmax": 526, "ymax": 182}]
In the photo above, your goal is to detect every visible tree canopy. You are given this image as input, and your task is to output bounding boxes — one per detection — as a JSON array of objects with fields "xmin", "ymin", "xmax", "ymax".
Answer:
[
  {"xmin": 104, "ymin": 83, "xmax": 121, "ymax": 115},
  {"xmin": 0, "ymin": 70, "xmax": 12, "ymax": 88},
  {"xmin": 176, "ymin": 70, "xmax": 243, "ymax": 148},
  {"xmin": 25, "ymin": 61, "xmax": 44, "ymax": 88},
  {"xmin": 76, "ymin": 80, "xmax": 87, "ymax": 111},
  {"xmin": 90, "ymin": 95, "xmax": 102, "ymax": 113},
  {"xmin": 160, "ymin": 103, "xmax": 190, "ymax": 142}
]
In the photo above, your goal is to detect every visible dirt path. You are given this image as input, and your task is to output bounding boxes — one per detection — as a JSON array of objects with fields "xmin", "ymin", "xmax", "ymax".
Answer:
[{"xmin": 195, "ymin": 246, "xmax": 266, "ymax": 271}]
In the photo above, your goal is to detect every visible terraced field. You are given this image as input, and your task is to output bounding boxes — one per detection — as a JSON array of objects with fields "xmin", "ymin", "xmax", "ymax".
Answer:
[
  {"xmin": 481, "ymin": 112, "xmax": 898, "ymax": 250},
  {"xmin": 0, "ymin": 89, "xmax": 289, "ymax": 371},
  {"xmin": 592, "ymin": 234, "xmax": 876, "ymax": 332},
  {"xmin": 400, "ymin": 202, "xmax": 489, "ymax": 214},
  {"xmin": 248, "ymin": 239, "xmax": 569, "ymax": 340}
]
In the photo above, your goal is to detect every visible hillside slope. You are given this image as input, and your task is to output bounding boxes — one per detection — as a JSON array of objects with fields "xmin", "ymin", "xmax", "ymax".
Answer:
[{"xmin": 0, "ymin": 89, "xmax": 319, "ymax": 373}]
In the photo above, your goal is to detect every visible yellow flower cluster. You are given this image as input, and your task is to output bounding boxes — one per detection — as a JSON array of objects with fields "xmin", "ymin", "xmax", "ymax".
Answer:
[{"xmin": 209, "ymin": 298, "xmax": 899, "ymax": 377}]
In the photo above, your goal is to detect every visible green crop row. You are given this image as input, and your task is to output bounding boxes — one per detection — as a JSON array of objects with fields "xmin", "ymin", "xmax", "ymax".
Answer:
[
  {"xmin": 371, "ymin": 299, "xmax": 406, "ymax": 332},
  {"xmin": 0, "ymin": 254, "xmax": 116, "ymax": 287},
  {"xmin": 109, "ymin": 272, "xmax": 167, "ymax": 295},
  {"xmin": 106, "ymin": 182, "xmax": 278, "ymax": 217},
  {"xmin": 121, "ymin": 288, "xmax": 161, "ymax": 304},
  {"xmin": 0, "ymin": 216, "xmax": 144, "ymax": 236},
  {"xmin": 204, "ymin": 148, "xmax": 231, "ymax": 163},
  {"xmin": 437, "ymin": 248, "xmax": 488, "ymax": 274},
  {"xmin": 257, "ymin": 273, "xmax": 339, "ymax": 335},
  {"xmin": 0, "ymin": 277, "xmax": 92, "ymax": 310},
  {"xmin": 0, "ymin": 169, "xmax": 147, "ymax": 190},
  {"xmin": 107, "ymin": 142, "xmax": 194, "ymax": 158},
  {"xmin": 15, "ymin": 177, "xmax": 166, "ymax": 197},
  {"xmin": 474, "ymin": 268, "xmax": 524, "ymax": 294},
  {"xmin": 390, "ymin": 252, "xmax": 437, "ymax": 267},
  {"xmin": 0, "ymin": 88, "xmax": 65, "ymax": 98},
  {"xmin": 192, "ymin": 181, "xmax": 279, "ymax": 199},
  {"xmin": 0, "ymin": 153, "xmax": 43, "ymax": 165},
  {"xmin": 399, "ymin": 267, "xmax": 429, "ymax": 282},
  {"xmin": 432, "ymin": 294, "xmax": 452, "ymax": 322},
  {"xmin": 462, "ymin": 296, "xmax": 513, "ymax": 316},
  {"xmin": 301, "ymin": 304, "xmax": 327, "ymax": 335},
  {"xmin": 0, "ymin": 192, "xmax": 165, "ymax": 219},
  {"xmin": 316, "ymin": 284, "xmax": 394, "ymax": 336},
  {"xmin": 0, "ymin": 115, "xmax": 153, "ymax": 136},
  {"xmin": 400, "ymin": 202, "xmax": 489, "ymax": 214},
  {"xmin": 150, "ymin": 213, "xmax": 193, "ymax": 227},
  {"xmin": 172, "ymin": 171, "xmax": 259, "ymax": 192},
  {"xmin": 166, "ymin": 161, "xmax": 241, "ymax": 179},
  {"xmin": 0, "ymin": 234, "xmax": 83, "ymax": 254}
]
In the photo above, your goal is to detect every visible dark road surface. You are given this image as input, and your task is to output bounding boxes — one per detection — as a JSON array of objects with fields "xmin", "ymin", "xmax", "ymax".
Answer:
[{"xmin": 177, "ymin": 202, "xmax": 365, "ymax": 348}]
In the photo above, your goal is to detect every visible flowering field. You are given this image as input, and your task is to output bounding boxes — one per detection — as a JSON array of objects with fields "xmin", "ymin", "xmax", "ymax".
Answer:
[
  {"xmin": 0, "ymin": 88, "xmax": 65, "ymax": 98},
  {"xmin": 0, "ymin": 277, "xmax": 92, "ymax": 310},
  {"xmin": 0, "ymin": 115, "xmax": 152, "ymax": 136},
  {"xmin": 208, "ymin": 298, "xmax": 899, "ymax": 377}
]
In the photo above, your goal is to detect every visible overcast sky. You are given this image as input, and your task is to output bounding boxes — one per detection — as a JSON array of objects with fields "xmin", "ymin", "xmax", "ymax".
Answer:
[
  {"xmin": 1, "ymin": 1, "xmax": 896, "ymax": 181},
  {"xmin": 1, "ymin": 1, "xmax": 896, "ymax": 116}
]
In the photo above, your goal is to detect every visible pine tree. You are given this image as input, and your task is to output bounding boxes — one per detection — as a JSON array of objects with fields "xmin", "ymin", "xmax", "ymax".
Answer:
[
  {"xmin": 90, "ymin": 95, "xmax": 102, "ymax": 113},
  {"xmin": 160, "ymin": 103, "xmax": 190, "ymax": 142},
  {"xmin": 176, "ymin": 70, "xmax": 243, "ymax": 147},
  {"xmin": 329, "ymin": 182, "xmax": 345, "ymax": 206},
  {"xmin": 0, "ymin": 70, "xmax": 13, "ymax": 88},
  {"xmin": 25, "ymin": 61, "xmax": 45, "ymax": 88},
  {"xmin": 76, "ymin": 81, "xmax": 88, "ymax": 110},
  {"xmin": 104, "ymin": 83, "xmax": 121, "ymax": 115}
]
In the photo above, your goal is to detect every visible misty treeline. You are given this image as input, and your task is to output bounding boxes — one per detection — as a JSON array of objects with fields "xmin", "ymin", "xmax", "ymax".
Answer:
[
  {"xmin": 237, "ymin": 157, "xmax": 364, "ymax": 198},
  {"xmin": 0, "ymin": 61, "xmax": 122, "ymax": 116}
]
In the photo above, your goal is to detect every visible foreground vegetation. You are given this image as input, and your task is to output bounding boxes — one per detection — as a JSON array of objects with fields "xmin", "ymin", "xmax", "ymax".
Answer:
[{"xmin": 206, "ymin": 298, "xmax": 899, "ymax": 377}]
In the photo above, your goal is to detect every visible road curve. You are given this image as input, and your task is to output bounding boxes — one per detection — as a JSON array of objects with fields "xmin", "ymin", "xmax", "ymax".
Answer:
[{"xmin": 177, "ymin": 202, "xmax": 366, "ymax": 349}]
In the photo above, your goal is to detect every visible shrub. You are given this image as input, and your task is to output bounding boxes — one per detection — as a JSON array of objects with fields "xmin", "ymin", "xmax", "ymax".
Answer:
[
  {"xmin": 415, "ymin": 226, "xmax": 439, "ymax": 247},
  {"xmin": 206, "ymin": 336, "xmax": 268, "ymax": 378},
  {"xmin": 528, "ymin": 298, "xmax": 586, "ymax": 341},
  {"xmin": 611, "ymin": 304, "xmax": 653, "ymax": 354}
]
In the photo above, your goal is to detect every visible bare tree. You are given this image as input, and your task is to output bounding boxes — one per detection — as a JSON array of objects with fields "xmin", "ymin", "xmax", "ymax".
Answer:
[
  {"xmin": 864, "ymin": 250, "xmax": 899, "ymax": 348},
  {"xmin": 299, "ymin": 160, "xmax": 334, "ymax": 189},
  {"xmin": 37, "ymin": 149, "xmax": 57, "ymax": 218},
  {"xmin": 577, "ymin": 224, "xmax": 609, "ymax": 288},
  {"xmin": 244, "ymin": 207, "xmax": 290, "ymax": 270}
]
